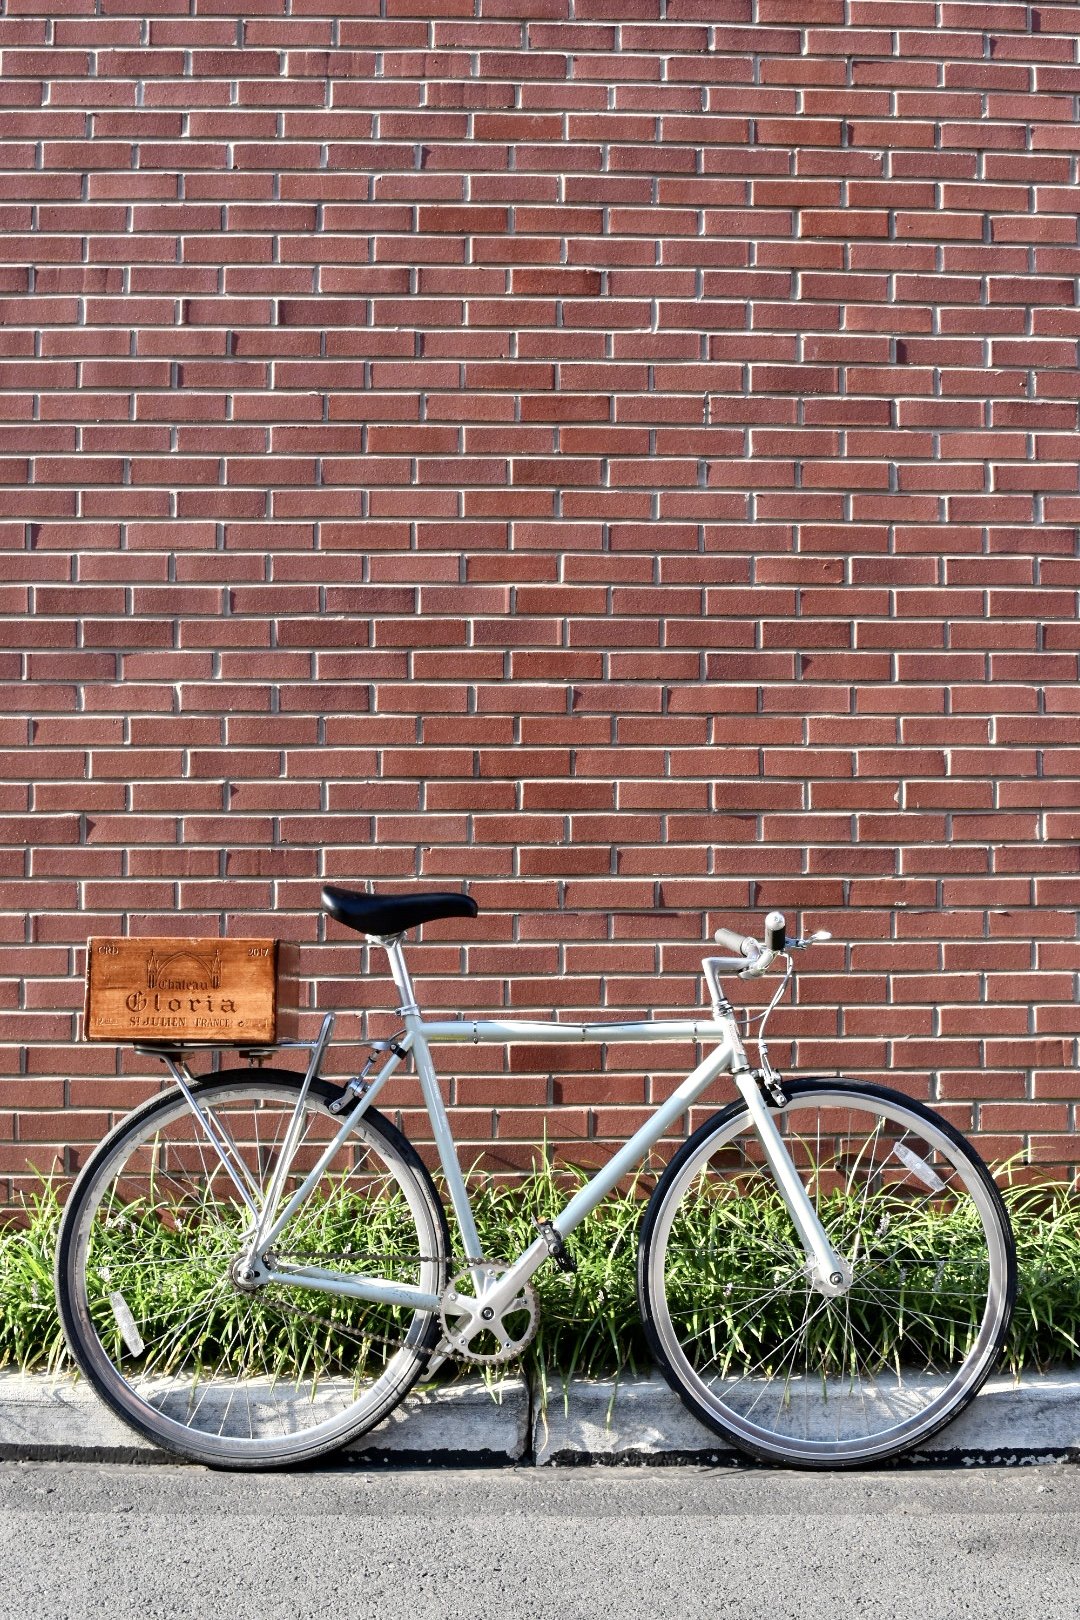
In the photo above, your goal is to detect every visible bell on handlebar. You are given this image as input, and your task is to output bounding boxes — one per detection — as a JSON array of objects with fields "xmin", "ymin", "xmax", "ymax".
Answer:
[{"xmin": 764, "ymin": 911, "xmax": 786, "ymax": 952}]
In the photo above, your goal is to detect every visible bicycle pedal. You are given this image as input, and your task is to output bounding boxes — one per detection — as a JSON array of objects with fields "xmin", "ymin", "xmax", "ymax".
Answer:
[{"xmin": 535, "ymin": 1218, "xmax": 577, "ymax": 1274}]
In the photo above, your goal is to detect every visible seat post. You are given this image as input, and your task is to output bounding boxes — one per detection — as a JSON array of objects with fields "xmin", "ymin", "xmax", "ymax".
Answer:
[{"xmin": 379, "ymin": 935, "xmax": 421, "ymax": 1019}]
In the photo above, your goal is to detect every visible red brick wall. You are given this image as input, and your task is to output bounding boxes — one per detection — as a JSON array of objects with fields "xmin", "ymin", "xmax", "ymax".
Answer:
[{"xmin": 3, "ymin": 0, "xmax": 1080, "ymax": 1200}]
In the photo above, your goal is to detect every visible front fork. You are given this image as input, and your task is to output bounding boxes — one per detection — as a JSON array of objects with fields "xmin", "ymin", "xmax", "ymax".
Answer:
[
  {"xmin": 715, "ymin": 985, "xmax": 851, "ymax": 1299},
  {"xmin": 731, "ymin": 1066, "xmax": 852, "ymax": 1298}
]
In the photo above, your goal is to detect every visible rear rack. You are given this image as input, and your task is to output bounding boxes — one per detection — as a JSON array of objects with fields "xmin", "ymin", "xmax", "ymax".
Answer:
[
  {"xmin": 133, "ymin": 1011, "xmax": 335, "ymax": 1064},
  {"xmin": 134, "ymin": 1012, "xmax": 336, "ymax": 1091}
]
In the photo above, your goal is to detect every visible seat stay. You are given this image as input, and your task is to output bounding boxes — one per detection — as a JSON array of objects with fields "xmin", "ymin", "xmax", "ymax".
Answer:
[
  {"xmin": 249, "ymin": 1010, "xmax": 336, "ymax": 1252},
  {"xmin": 253, "ymin": 1037, "xmax": 409, "ymax": 1256}
]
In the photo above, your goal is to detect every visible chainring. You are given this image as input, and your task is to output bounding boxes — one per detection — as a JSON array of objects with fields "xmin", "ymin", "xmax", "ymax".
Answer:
[{"xmin": 438, "ymin": 1261, "xmax": 539, "ymax": 1366}]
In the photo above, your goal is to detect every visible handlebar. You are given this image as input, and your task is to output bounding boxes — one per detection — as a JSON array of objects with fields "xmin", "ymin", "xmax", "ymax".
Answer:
[
  {"xmin": 709, "ymin": 910, "xmax": 788, "ymax": 979},
  {"xmin": 702, "ymin": 913, "xmax": 834, "ymax": 1040},
  {"xmin": 706, "ymin": 913, "xmax": 831, "ymax": 984}
]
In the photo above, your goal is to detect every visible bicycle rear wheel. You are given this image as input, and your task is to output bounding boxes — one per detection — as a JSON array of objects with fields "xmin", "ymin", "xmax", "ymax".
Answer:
[
  {"xmin": 638, "ymin": 1079, "xmax": 1015, "ymax": 1467},
  {"xmin": 56, "ymin": 1070, "xmax": 449, "ymax": 1468}
]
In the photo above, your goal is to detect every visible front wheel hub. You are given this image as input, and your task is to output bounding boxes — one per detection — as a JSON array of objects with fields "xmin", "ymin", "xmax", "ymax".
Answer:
[{"xmin": 808, "ymin": 1256, "xmax": 853, "ymax": 1298}]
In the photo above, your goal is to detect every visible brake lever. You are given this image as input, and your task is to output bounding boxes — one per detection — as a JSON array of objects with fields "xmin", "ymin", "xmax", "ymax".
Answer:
[{"xmin": 738, "ymin": 947, "xmax": 776, "ymax": 980}]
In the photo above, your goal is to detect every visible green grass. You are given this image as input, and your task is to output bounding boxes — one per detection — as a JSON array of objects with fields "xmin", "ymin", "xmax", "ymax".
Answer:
[
  {"xmin": 0, "ymin": 1165, "xmax": 651, "ymax": 1384},
  {"xmin": 3, "ymin": 1165, "xmax": 1080, "ymax": 1383},
  {"xmin": 0, "ymin": 1184, "xmax": 62, "ymax": 1374}
]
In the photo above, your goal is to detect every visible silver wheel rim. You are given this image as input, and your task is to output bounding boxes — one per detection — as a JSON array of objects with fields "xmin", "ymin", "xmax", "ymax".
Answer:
[
  {"xmin": 647, "ymin": 1089, "xmax": 1011, "ymax": 1463},
  {"xmin": 62, "ymin": 1079, "xmax": 444, "ymax": 1463}
]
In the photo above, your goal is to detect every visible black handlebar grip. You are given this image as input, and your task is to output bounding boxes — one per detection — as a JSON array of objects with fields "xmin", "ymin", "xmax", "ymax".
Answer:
[{"xmin": 764, "ymin": 911, "xmax": 786, "ymax": 952}]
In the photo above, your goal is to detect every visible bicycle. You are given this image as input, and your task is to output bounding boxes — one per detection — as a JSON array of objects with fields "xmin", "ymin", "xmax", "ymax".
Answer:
[{"xmin": 56, "ymin": 888, "xmax": 1017, "ymax": 1469}]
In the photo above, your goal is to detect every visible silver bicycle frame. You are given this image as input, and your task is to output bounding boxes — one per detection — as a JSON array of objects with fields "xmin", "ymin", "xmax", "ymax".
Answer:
[{"xmin": 248, "ymin": 934, "xmax": 848, "ymax": 1321}]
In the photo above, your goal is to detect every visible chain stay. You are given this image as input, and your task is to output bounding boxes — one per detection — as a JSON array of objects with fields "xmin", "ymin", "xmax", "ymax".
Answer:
[{"xmin": 266, "ymin": 1251, "xmax": 540, "ymax": 1367}]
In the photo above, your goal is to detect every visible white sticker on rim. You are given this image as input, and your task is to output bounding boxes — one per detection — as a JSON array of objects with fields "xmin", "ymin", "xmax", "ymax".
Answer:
[{"xmin": 108, "ymin": 1291, "xmax": 146, "ymax": 1358}]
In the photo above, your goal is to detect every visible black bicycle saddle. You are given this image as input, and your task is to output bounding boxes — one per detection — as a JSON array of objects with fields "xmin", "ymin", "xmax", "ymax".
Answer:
[{"xmin": 321, "ymin": 886, "xmax": 479, "ymax": 937}]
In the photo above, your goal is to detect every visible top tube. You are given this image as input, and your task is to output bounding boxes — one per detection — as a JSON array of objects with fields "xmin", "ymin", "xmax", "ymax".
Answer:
[
  {"xmin": 381, "ymin": 935, "xmax": 743, "ymax": 1050},
  {"xmin": 414, "ymin": 1016, "xmax": 737, "ymax": 1045}
]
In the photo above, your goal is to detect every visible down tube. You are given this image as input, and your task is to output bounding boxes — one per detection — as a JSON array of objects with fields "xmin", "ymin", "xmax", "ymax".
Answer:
[{"xmin": 552, "ymin": 1040, "xmax": 735, "ymax": 1239}]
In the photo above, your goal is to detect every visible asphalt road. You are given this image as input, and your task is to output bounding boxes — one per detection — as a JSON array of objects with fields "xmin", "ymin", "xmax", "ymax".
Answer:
[{"xmin": 1, "ymin": 1460, "xmax": 1078, "ymax": 1620}]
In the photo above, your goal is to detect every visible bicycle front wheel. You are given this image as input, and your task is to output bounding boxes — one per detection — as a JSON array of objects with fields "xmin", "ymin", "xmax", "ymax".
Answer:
[
  {"xmin": 56, "ymin": 1070, "xmax": 449, "ymax": 1469},
  {"xmin": 638, "ymin": 1079, "xmax": 1015, "ymax": 1467}
]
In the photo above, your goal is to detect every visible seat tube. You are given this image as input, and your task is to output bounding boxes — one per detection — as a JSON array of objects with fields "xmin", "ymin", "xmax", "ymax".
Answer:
[
  {"xmin": 382, "ymin": 936, "xmax": 421, "ymax": 1018},
  {"xmin": 380, "ymin": 936, "xmax": 484, "ymax": 1268}
]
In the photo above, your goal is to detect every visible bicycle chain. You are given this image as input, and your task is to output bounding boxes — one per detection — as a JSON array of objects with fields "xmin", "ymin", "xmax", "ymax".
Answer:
[{"xmin": 260, "ymin": 1279, "xmax": 431, "ymax": 1364}]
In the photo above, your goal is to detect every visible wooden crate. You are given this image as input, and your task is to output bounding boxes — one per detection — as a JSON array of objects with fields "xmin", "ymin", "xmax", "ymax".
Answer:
[{"xmin": 84, "ymin": 937, "xmax": 279, "ymax": 1044}]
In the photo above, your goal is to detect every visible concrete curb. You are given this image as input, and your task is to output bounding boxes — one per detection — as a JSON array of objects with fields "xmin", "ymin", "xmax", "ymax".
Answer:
[
  {"xmin": 2, "ymin": 1368, "xmax": 1078, "ymax": 1467},
  {"xmin": 533, "ymin": 1372, "xmax": 1080, "ymax": 1467},
  {"xmin": 0, "ymin": 1370, "xmax": 530, "ymax": 1466}
]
